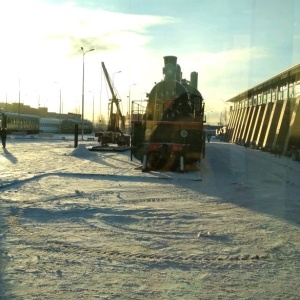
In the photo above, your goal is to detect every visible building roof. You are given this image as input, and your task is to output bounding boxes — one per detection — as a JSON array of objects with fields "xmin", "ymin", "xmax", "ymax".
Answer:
[{"xmin": 227, "ymin": 62, "xmax": 300, "ymax": 103}]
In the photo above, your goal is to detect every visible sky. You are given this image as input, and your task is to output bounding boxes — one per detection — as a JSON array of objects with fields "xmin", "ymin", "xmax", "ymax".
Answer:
[{"xmin": 0, "ymin": 0, "xmax": 299, "ymax": 124}]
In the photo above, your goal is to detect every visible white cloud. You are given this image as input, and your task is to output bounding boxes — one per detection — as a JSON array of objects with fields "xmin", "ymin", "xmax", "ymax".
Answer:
[
  {"xmin": 0, "ymin": 0, "xmax": 176, "ymax": 117},
  {"xmin": 179, "ymin": 47, "xmax": 268, "ymax": 103},
  {"xmin": 0, "ymin": 0, "xmax": 273, "ymax": 125}
]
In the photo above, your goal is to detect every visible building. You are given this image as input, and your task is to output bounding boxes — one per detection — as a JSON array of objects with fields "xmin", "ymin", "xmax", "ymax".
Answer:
[
  {"xmin": 224, "ymin": 62, "xmax": 300, "ymax": 156},
  {"xmin": 0, "ymin": 102, "xmax": 81, "ymax": 120}
]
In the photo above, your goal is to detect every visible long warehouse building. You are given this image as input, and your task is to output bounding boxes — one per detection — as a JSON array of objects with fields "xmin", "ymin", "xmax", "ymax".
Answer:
[{"xmin": 224, "ymin": 62, "xmax": 300, "ymax": 157}]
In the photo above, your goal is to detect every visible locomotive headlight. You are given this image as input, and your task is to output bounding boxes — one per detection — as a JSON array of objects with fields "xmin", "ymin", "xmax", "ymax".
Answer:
[{"xmin": 181, "ymin": 130, "xmax": 188, "ymax": 138}]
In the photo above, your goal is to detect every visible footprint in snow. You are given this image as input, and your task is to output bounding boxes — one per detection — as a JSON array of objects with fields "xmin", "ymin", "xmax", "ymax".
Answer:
[
  {"xmin": 75, "ymin": 190, "xmax": 84, "ymax": 196},
  {"xmin": 197, "ymin": 231, "xmax": 217, "ymax": 238}
]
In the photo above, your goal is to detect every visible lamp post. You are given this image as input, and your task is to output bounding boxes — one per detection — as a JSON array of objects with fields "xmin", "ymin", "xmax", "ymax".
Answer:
[
  {"xmin": 206, "ymin": 110, "xmax": 214, "ymax": 124},
  {"xmin": 140, "ymin": 91, "xmax": 147, "ymax": 105},
  {"xmin": 54, "ymin": 82, "xmax": 62, "ymax": 134},
  {"xmin": 18, "ymin": 78, "xmax": 21, "ymax": 130},
  {"xmin": 128, "ymin": 83, "xmax": 136, "ymax": 124},
  {"xmin": 81, "ymin": 46, "xmax": 95, "ymax": 141},
  {"xmin": 140, "ymin": 92, "xmax": 147, "ymax": 100},
  {"xmin": 53, "ymin": 82, "xmax": 62, "ymax": 114},
  {"xmin": 89, "ymin": 91, "xmax": 95, "ymax": 126},
  {"xmin": 112, "ymin": 71, "xmax": 121, "ymax": 84}
]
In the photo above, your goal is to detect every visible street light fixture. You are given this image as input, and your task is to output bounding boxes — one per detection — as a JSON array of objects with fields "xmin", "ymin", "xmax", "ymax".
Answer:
[
  {"xmin": 112, "ymin": 70, "xmax": 121, "ymax": 84},
  {"xmin": 81, "ymin": 46, "xmax": 95, "ymax": 141}
]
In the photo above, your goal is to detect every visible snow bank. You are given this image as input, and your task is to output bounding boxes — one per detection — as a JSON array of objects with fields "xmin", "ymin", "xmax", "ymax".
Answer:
[{"xmin": 69, "ymin": 144, "xmax": 94, "ymax": 158}]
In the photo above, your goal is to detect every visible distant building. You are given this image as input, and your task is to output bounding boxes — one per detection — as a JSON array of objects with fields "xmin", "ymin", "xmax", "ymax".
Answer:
[
  {"xmin": 0, "ymin": 102, "xmax": 81, "ymax": 120},
  {"xmin": 204, "ymin": 124, "xmax": 222, "ymax": 136}
]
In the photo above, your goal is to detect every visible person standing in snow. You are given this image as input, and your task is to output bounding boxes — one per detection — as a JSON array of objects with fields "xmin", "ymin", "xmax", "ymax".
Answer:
[
  {"xmin": 0, "ymin": 127, "xmax": 7, "ymax": 148},
  {"xmin": 207, "ymin": 133, "xmax": 211, "ymax": 142},
  {"xmin": 274, "ymin": 145, "xmax": 281, "ymax": 158}
]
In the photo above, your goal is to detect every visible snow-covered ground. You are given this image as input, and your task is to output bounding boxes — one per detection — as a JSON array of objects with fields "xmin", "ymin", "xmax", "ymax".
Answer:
[{"xmin": 1, "ymin": 135, "xmax": 300, "ymax": 299}]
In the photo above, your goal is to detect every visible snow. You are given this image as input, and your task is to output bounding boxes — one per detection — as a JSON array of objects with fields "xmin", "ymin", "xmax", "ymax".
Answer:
[{"xmin": 1, "ymin": 136, "xmax": 300, "ymax": 299}]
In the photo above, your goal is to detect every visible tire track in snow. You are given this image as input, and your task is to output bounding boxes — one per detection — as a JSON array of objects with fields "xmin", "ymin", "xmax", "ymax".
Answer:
[{"xmin": 0, "ymin": 170, "xmax": 203, "ymax": 190}]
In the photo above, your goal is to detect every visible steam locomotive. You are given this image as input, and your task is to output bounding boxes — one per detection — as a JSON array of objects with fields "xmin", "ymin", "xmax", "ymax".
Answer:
[{"xmin": 131, "ymin": 56, "xmax": 205, "ymax": 172}]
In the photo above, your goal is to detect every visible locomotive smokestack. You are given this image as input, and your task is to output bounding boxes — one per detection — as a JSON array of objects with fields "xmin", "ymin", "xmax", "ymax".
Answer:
[
  {"xmin": 163, "ymin": 56, "xmax": 177, "ymax": 80},
  {"xmin": 190, "ymin": 71, "xmax": 198, "ymax": 89},
  {"xmin": 176, "ymin": 64, "xmax": 182, "ymax": 81}
]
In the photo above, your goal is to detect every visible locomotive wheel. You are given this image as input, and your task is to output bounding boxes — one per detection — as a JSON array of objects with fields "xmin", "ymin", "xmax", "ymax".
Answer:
[
  {"xmin": 143, "ymin": 149, "xmax": 186, "ymax": 172},
  {"xmin": 147, "ymin": 152, "xmax": 180, "ymax": 171},
  {"xmin": 147, "ymin": 152, "xmax": 165, "ymax": 170},
  {"xmin": 141, "ymin": 152, "xmax": 163, "ymax": 172}
]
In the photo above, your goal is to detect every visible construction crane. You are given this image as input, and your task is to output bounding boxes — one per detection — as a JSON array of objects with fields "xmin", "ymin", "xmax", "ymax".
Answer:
[
  {"xmin": 101, "ymin": 62, "xmax": 125, "ymax": 133},
  {"xmin": 95, "ymin": 62, "xmax": 129, "ymax": 147}
]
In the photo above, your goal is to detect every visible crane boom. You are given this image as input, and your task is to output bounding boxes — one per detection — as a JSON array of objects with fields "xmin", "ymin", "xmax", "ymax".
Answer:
[{"xmin": 101, "ymin": 62, "xmax": 125, "ymax": 132}]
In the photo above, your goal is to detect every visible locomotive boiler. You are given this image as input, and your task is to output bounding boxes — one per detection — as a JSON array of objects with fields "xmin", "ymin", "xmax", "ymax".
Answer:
[{"xmin": 131, "ymin": 56, "xmax": 205, "ymax": 172}]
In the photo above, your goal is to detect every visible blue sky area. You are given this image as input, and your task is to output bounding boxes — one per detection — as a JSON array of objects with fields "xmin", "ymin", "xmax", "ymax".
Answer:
[{"xmin": 0, "ymin": 0, "xmax": 299, "ymax": 123}]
